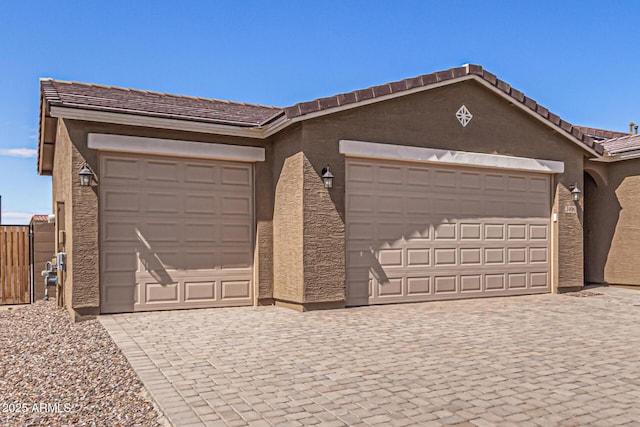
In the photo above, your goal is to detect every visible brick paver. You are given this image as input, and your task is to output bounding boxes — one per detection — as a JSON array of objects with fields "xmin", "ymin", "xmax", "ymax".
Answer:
[{"xmin": 99, "ymin": 287, "xmax": 640, "ymax": 426}]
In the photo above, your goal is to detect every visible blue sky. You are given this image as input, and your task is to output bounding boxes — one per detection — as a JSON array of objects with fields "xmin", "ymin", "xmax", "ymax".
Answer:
[{"xmin": 1, "ymin": 1, "xmax": 639, "ymax": 224}]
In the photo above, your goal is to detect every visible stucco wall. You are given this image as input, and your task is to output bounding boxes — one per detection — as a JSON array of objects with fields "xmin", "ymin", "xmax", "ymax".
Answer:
[
  {"xmin": 272, "ymin": 127, "xmax": 304, "ymax": 303},
  {"xmin": 585, "ymin": 158, "xmax": 640, "ymax": 286},
  {"xmin": 298, "ymin": 79, "xmax": 587, "ymax": 297},
  {"xmin": 52, "ymin": 119, "xmax": 73, "ymax": 315}
]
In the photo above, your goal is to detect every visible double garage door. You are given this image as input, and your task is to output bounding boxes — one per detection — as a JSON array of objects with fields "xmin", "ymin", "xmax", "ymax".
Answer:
[
  {"xmin": 100, "ymin": 153, "xmax": 253, "ymax": 313},
  {"xmin": 346, "ymin": 158, "xmax": 551, "ymax": 306}
]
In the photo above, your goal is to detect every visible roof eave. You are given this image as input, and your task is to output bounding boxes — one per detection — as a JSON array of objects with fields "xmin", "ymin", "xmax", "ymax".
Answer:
[{"xmin": 48, "ymin": 105, "xmax": 272, "ymax": 139}]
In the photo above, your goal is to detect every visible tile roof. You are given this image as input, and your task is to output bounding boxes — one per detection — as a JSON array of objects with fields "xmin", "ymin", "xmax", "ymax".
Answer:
[
  {"xmin": 31, "ymin": 215, "xmax": 50, "ymax": 222},
  {"xmin": 575, "ymin": 126, "xmax": 628, "ymax": 140},
  {"xmin": 39, "ymin": 65, "xmax": 605, "ymax": 155},
  {"xmin": 283, "ymin": 64, "xmax": 603, "ymax": 155},
  {"xmin": 40, "ymin": 79, "xmax": 283, "ymax": 127},
  {"xmin": 600, "ymin": 133, "xmax": 640, "ymax": 155}
]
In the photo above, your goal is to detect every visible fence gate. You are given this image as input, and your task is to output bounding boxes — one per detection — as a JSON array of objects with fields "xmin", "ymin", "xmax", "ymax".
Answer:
[{"xmin": 0, "ymin": 225, "xmax": 30, "ymax": 304}]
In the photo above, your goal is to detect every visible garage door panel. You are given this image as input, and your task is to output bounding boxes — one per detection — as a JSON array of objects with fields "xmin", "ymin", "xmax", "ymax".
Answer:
[
  {"xmin": 459, "ymin": 199, "xmax": 484, "ymax": 216},
  {"xmin": 529, "ymin": 177, "xmax": 549, "ymax": 193},
  {"xmin": 377, "ymin": 222, "xmax": 405, "ymax": 242},
  {"xmin": 181, "ymin": 250, "xmax": 216, "ymax": 270},
  {"xmin": 101, "ymin": 153, "xmax": 253, "ymax": 313},
  {"xmin": 103, "ymin": 220, "xmax": 139, "ymax": 243},
  {"xmin": 460, "ymin": 275, "xmax": 482, "ymax": 292},
  {"xmin": 460, "ymin": 172, "xmax": 482, "ymax": 189},
  {"xmin": 377, "ymin": 277, "xmax": 403, "ymax": 297},
  {"xmin": 530, "ymin": 247, "xmax": 548, "ymax": 263},
  {"xmin": 407, "ymin": 248, "xmax": 430, "ymax": 266},
  {"xmin": 184, "ymin": 281, "xmax": 216, "ymax": 302},
  {"xmin": 184, "ymin": 222, "xmax": 216, "ymax": 243},
  {"xmin": 407, "ymin": 168, "xmax": 430, "ymax": 185},
  {"xmin": 102, "ymin": 281, "xmax": 139, "ymax": 308},
  {"xmin": 405, "ymin": 224, "xmax": 431, "ymax": 240},
  {"xmin": 460, "ymin": 223, "xmax": 482, "ymax": 240},
  {"xmin": 530, "ymin": 272, "xmax": 549, "ymax": 288},
  {"xmin": 104, "ymin": 190, "xmax": 140, "ymax": 213},
  {"xmin": 145, "ymin": 160, "xmax": 180, "ymax": 182},
  {"xmin": 184, "ymin": 194, "xmax": 217, "ymax": 214},
  {"xmin": 184, "ymin": 163, "xmax": 217, "ymax": 184},
  {"xmin": 377, "ymin": 195, "xmax": 403, "ymax": 214},
  {"xmin": 530, "ymin": 224, "xmax": 549, "ymax": 240},
  {"xmin": 221, "ymin": 165, "xmax": 251, "ymax": 185},
  {"xmin": 102, "ymin": 157, "xmax": 140, "ymax": 181},
  {"xmin": 507, "ymin": 273, "xmax": 527, "ymax": 289},
  {"xmin": 221, "ymin": 195, "xmax": 252, "ymax": 216},
  {"xmin": 346, "ymin": 158, "xmax": 551, "ymax": 306},
  {"xmin": 434, "ymin": 248, "xmax": 456, "ymax": 266},
  {"xmin": 460, "ymin": 248, "xmax": 481, "ymax": 265},
  {"xmin": 221, "ymin": 250, "xmax": 253, "ymax": 270},
  {"xmin": 103, "ymin": 248, "xmax": 139, "ymax": 273},
  {"xmin": 221, "ymin": 280, "xmax": 251, "ymax": 299},
  {"xmin": 145, "ymin": 282, "xmax": 179, "ymax": 303},
  {"xmin": 347, "ymin": 194, "xmax": 375, "ymax": 213},
  {"xmin": 485, "ymin": 174, "xmax": 506, "ymax": 190},
  {"xmin": 407, "ymin": 277, "xmax": 430, "ymax": 295},
  {"xmin": 485, "ymin": 224, "xmax": 505, "ymax": 240},
  {"xmin": 146, "ymin": 192, "xmax": 181, "ymax": 214},
  {"xmin": 434, "ymin": 224, "xmax": 456, "ymax": 240},
  {"xmin": 485, "ymin": 274, "xmax": 506, "ymax": 290},
  {"xmin": 434, "ymin": 276, "xmax": 457, "ymax": 293}
]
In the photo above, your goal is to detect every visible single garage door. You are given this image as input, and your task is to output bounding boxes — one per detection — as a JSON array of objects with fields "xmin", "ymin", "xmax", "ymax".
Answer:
[
  {"xmin": 346, "ymin": 158, "xmax": 551, "ymax": 306},
  {"xmin": 100, "ymin": 153, "xmax": 253, "ymax": 313}
]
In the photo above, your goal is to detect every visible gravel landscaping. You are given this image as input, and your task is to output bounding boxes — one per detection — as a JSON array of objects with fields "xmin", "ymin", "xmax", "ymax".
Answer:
[{"xmin": 0, "ymin": 301, "xmax": 164, "ymax": 427}]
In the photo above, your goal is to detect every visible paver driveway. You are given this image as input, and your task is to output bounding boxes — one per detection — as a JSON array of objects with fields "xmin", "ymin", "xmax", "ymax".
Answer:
[{"xmin": 99, "ymin": 287, "xmax": 640, "ymax": 427}]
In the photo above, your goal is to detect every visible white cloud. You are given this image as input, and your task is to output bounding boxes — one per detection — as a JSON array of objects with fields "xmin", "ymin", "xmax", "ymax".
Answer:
[
  {"xmin": 0, "ymin": 148, "xmax": 38, "ymax": 158},
  {"xmin": 1, "ymin": 211, "xmax": 36, "ymax": 225}
]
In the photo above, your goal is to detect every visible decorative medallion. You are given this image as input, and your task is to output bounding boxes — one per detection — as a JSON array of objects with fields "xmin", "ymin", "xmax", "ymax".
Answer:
[{"xmin": 456, "ymin": 105, "xmax": 473, "ymax": 127}]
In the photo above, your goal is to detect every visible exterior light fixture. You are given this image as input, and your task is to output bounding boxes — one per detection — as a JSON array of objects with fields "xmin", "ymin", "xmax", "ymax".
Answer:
[
  {"xmin": 321, "ymin": 165, "xmax": 334, "ymax": 189},
  {"xmin": 570, "ymin": 184, "xmax": 581, "ymax": 202},
  {"xmin": 79, "ymin": 163, "xmax": 94, "ymax": 187}
]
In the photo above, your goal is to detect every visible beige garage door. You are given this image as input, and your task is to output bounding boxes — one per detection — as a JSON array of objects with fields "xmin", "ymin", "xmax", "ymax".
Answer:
[
  {"xmin": 100, "ymin": 153, "xmax": 253, "ymax": 313},
  {"xmin": 346, "ymin": 158, "xmax": 551, "ymax": 306}
]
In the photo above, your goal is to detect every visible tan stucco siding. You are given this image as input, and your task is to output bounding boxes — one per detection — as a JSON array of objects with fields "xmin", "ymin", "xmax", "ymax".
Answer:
[
  {"xmin": 301, "ymin": 154, "xmax": 345, "ymax": 303},
  {"xmin": 586, "ymin": 158, "xmax": 640, "ymax": 286},
  {"xmin": 52, "ymin": 119, "xmax": 73, "ymax": 315},
  {"xmin": 272, "ymin": 127, "xmax": 304, "ymax": 303}
]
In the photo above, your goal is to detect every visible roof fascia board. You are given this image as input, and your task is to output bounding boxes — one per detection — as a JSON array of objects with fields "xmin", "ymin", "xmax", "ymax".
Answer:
[
  {"xmin": 590, "ymin": 151, "xmax": 640, "ymax": 162},
  {"xmin": 470, "ymin": 77, "xmax": 600, "ymax": 157},
  {"xmin": 88, "ymin": 133, "xmax": 265, "ymax": 162},
  {"xmin": 278, "ymin": 75, "xmax": 477, "ymax": 130},
  {"xmin": 339, "ymin": 139, "xmax": 565, "ymax": 174},
  {"xmin": 50, "ymin": 106, "xmax": 267, "ymax": 139}
]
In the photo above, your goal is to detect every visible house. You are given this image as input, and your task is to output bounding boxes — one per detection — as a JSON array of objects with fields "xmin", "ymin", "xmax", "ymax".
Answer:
[{"xmin": 36, "ymin": 64, "xmax": 640, "ymax": 321}]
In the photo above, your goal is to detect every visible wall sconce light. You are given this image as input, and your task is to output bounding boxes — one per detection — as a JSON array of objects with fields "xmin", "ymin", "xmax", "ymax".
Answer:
[
  {"xmin": 569, "ymin": 183, "xmax": 581, "ymax": 202},
  {"xmin": 321, "ymin": 165, "xmax": 334, "ymax": 189},
  {"xmin": 79, "ymin": 163, "xmax": 94, "ymax": 187}
]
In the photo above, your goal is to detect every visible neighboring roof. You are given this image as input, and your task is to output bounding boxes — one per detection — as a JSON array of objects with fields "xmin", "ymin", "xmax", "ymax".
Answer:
[
  {"xmin": 283, "ymin": 64, "xmax": 602, "ymax": 155},
  {"xmin": 40, "ymin": 79, "xmax": 283, "ymax": 127},
  {"xmin": 600, "ymin": 133, "xmax": 640, "ymax": 156},
  {"xmin": 31, "ymin": 215, "xmax": 49, "ymax": 222},
  {"xmin": 575, "ymin": 126, "xmax": 628, "ymax": 141}
]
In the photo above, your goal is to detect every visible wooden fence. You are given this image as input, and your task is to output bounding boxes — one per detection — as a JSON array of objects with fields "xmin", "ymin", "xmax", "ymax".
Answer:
[{"xmin": 0, "ymin": 225, "xmax": 30, "ymax": 304}]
